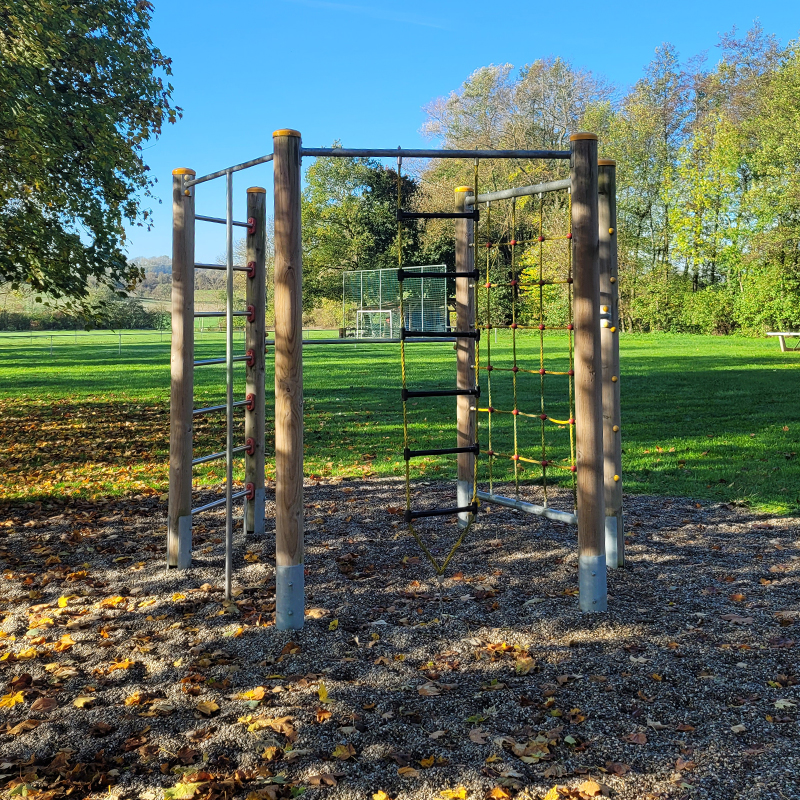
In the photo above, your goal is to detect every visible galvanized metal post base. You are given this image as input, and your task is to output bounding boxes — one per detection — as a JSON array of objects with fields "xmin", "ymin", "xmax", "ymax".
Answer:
[
  {"xmin": 247, "ymin": 487, "xmax": 266, "ymax": 536},
  {"xmin": 578, "ymin": 554, "xmax": 607, "ymax": 612},
  {"xmin": 276, "ymin": 564, "xmax": 304, "ymax": 630},
  {"xmin": 605, "ymin": 516, "xmax": 618, "ymax": 570},
  {"xmin": 457, "ymin": 480, "xmax": 471, "ymax": 529},
  {"xmin": 167, "ymin": 515, "xmax": 192, "ymax": 570}
]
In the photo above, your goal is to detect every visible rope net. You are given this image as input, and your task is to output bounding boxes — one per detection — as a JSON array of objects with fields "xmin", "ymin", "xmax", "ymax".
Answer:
[{"xmin": 478, "ymin": 189, "xmax": 577, "ymax": 508}]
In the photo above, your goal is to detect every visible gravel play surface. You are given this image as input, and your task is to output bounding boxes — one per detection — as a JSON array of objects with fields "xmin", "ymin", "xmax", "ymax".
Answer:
[{"xmin": 1, "ymin": 477, "xmax": 798, "ymax": 800}]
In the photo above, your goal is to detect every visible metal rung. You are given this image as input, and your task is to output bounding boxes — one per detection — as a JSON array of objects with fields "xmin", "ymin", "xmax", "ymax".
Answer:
[
  {"xmin": 398, "ymin": 269, "xmax": 479, "ymax": 281},
  {"xmin": 404, "ymin": 444, "xmax": 479, "ymax": 460},
  {"xmin": 405, "ymin": 502, "xmax": 478, "ymax": 523},
  {"xmin": 191, "ymin": 488, "xmax": 249, "ymax": 516},
  {"xmin": 401, "ymin": 328, "xmax": 479, "ymax": 340},
  {"xmin": 194, "ymin": 355, "xmax": 252, "ymax": 367},
  {"xmin": 397, "ymin": 210, "xmax": 479, "ymax": 221},
  {"xmin": 193, "ymin": 399, "xmax": 251, "ymax": 416},
  {"xmin": 192, "ymin": 445, "xmax": 248, "ymax": 466},
  {"xmin": 402, "ymin": 387, "xmax": 480, "ymax": 400},
  {"xmin": 195, "ymin": 263, "xmax": 251, "ymax": 272},
  {"xmin": 196, "ymin": 214, "xmax": 250, "ymax": 228}
]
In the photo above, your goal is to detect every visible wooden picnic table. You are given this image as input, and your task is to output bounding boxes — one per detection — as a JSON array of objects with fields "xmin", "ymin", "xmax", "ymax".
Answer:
[{"xmin": 767, "ymin": 332, "xmax": 800, "ymax": 351}]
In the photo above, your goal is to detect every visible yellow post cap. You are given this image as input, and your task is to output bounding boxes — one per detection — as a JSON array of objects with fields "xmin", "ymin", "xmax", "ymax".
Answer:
[
  {"xmin": 273, "ymin": 129, "xmax": 301, "ymax": 138},
  {"xmin": 569, "ymin": 132, "xmax": 598, "ymax": 141},
  {"xmin": 598, "ymin": 159, "xmax": 616, "ymax": 166},
  {"xmin": 247, "ymin": 187, "xmax": 267, "ymax": 194},
  {"xmin": 454, "ymin": 186, "xmax": 473, "ymax": 193},
  {"xmin": 173, "ymin": 168, "xmax": 196, "ymax": 176}
]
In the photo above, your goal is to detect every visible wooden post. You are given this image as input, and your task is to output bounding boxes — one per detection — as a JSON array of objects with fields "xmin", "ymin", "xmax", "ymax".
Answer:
[
  {"xmin": 245, "ymin": 187, "xmax": 267, "ymax": 536},
  {"xmin": 273, "ymin": 129, "xmax": 304, "ymax": 630},
  {"xmin": 599, "ymin": 160, "xmax": 624, "ymax": 568},
  {"xmin": 570, "ymin": 133, "xmax": 606, "ymax": 612},
  {"xmin": 168, "ymin": 168, "xmax": 196, "ymax": 569},
  {"xmin": 455, "ymin": 187, "xmax": 476, "ymax": 527}
]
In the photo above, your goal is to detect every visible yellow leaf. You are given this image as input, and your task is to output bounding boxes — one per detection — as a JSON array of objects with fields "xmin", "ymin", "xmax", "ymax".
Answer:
[
  {"xmin": 488, "ymin": 789, "xmax": 511, "ymax": 800},
  {"xmin": 197, "ymin": 700, "xmax": 220, "ymax": 716},
  {"xmin": 318, "ymin": 681, "xmax": 333, "ymax": 703},
  {"xmin": 172, "ymin": 593, "xmax": 186, "ymax": 602},
  {"xmin": 99, "ymin": 595, "xmax": 126, "ymax": 608},
  {"xmin": 543, "ymin": 788, "xmax": 562, "ymax": 800},
  {"xmin": 108, "ymin": 658, "xmax": 134, "ymax": 672},
  {"xmin": 440, "ymin": 789, "xmax": 467, "ymax": 799},
  {"xmin": 373, "ymin": 792, "xmax": 392, "ymax": 800},
  {"xmin": 237, "ymin": 687, "xmax": 266, "ymax": 701},
  {"xmin": 57, "ymin": 596, "xmax": 72, "ymax": 608},
  {"xmin": 73, "ymin": 695, "xmax": 95, "ymax": 709},
  {"xmin": 138, "ymin": 598, "xmax": 157, "ymax": 608},
  {"xmin": 17, "ymin": 647, "xmax": 38, "ymax": 659},
  {"xmin": 53, "ymin": 634, "xmax": 76, "ymax": 652},
  {"xmin": 328, "ymin": 619, "xmax": 339, "ymax": 631},
  {"xmin": 0, "ymin": 690, "xmax": 25, "ymax": 709},
  {"xmin": 419, "ymin": 755, "xmax": 435, "ymax": 768}
]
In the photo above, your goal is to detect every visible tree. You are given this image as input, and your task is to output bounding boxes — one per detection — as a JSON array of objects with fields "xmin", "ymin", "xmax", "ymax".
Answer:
[
  {"xmin": 301, "ymin": 148, "xmax": 421, "ymax": 306},
  {"xmin": 0, "ymin": 0, "xmax": 179, "ymax": 313}
]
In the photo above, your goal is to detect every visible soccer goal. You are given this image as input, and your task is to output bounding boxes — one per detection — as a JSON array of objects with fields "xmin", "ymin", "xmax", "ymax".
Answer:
[{"xmin": 342, "ymin": 265, "xmax": 448, "ymax": 339}]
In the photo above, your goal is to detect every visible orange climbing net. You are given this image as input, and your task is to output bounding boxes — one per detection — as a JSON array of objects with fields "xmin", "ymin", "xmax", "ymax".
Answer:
[{"xmin": 476, "ymin": 189, "xmax": 577, "ymax": 506}]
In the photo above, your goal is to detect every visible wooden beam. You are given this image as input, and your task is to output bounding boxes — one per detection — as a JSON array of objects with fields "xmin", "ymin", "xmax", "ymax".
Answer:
[
  {"xmin": 454, "ymin": 187, "xmax": 476, "ymax": 527},
  {"xmin": 168, "ymin": 168, "xmax": 196, "ymax": 570},
  {"xmin": 570, "ymin": 134, "xmax": 606, "ymax": 612},
  {"xmin": 599, "ymin": 160, "xmax": 624, "ymax": 567},
  {"xmin": 273, "ymin": 130, "xmax": 304, "ymax": 629}
]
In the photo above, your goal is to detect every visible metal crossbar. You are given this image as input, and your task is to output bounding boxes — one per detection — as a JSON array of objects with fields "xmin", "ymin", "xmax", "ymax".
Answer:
[
  {"xmin": 302, "ymin": 147, "xmax": 570, "ymax": 160},
  {"xmin": 191, "ymin": 488, "xmax": 250, "ymax": 516},
  {"xmin": 193, "ymin": 399, "xmax": 250, "ymax": 416},
  {"xmin": 196, "ymin": 214, "xmax": 250, "ymax": 228},
  {"xmin": 192, "ymin": 444, "xmax": 248, "ymax": 466},
  {"xmin": 184, "ymin": 153, "xmax": 274, "ymax": 188}
]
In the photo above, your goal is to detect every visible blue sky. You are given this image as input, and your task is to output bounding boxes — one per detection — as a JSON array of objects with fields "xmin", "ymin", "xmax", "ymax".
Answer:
[{"xmin": 128, "ymin": 0, "xmax": 800, "ymax": 262}]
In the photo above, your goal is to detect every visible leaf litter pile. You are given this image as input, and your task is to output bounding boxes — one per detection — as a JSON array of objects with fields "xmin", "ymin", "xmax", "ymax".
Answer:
[{"xmin": 1, "ymin": 477, "xmax": 798, "ymax": 800}]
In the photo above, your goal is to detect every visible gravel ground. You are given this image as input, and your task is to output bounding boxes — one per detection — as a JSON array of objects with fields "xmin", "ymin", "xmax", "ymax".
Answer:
[{"xmin": 0, "ymin": 477, "xmax": 798, "ymax": 800}]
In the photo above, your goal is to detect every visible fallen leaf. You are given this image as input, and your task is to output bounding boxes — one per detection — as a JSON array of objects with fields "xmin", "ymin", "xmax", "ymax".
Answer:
[
  {"xmin": 623, "ymin": 731, "xmax": 647, "ymax": 745},
  {"xmin": 440, "ymin": 788, "xmax": 468, "ymax": 799},
  {"xmin": 372, "ymin": 792, "xmax": 392, "ymax": 800},
  {"xmin": 332, "ymin": 743, "xmax": 356, "ymax": 760},
  {"xmin": 318, "ymin": 681, "xmax": 333, "ymax": 703},
  {"xmin": 469, "ymin": 727, "xmax": 488, "ymax": 744},
  {"xmin": 578, "ymin": 779, "xmax": 605, "ymax": 797},
  {"xmin": 0, "ymin": 690, "xmax": 25, "ymax": 709},
  {"xmin": 398, "ymin": 766, "xmax": 420, "ymax": 778},
  {"xmin": 196, "ymin": 700, "xmax": 220, "ymax": 717},
  {"xmin": 73, "ymin": 695, "xmax": 95, "ymax": 709},
  {"xmin": 30, "ymin": 697, "xmax": 57, "ymax": 713},
  {"xmin": 731, "ymin": 724, "xmax": 746, "ymax": 734},
  {"xmin": 7, "ymin": 718, "xmax": 42, "ymax": 735}
]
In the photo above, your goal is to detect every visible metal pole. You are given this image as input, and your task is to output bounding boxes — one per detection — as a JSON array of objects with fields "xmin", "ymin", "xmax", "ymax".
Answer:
[
  {"xmin": 245, "ymin": 186, "xmax": 267, "ymax": 536},
  {"xmin": 168, "ymin": 168, "xmax": 196, "ymax": 569},
  {"xmin": 455, "ymin": 187, "xmax": 476, "ymax": 528},
  {"xmin": 599, "ymin": 159, "xmax": 624, "ymax": 567},
  {"xmin": 570, "ymin": 133, "xmax": 606, "ymax": 613},
  {"xmin": 225, "ymin": 170, "xmax": 234, "ymax": 601},
  {"xmin": 273, "ymin": 129, "xmax": 304, "ymax": 630}
]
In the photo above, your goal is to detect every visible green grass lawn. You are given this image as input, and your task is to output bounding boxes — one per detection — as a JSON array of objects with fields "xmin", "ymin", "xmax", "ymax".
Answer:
[{"xmin": 0, "ymin": 330, "xmax": 798, "ymax": 513}]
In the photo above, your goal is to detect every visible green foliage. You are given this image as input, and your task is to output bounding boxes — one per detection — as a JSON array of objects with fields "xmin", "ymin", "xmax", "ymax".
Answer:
[
  {"xmin": 0, "ymin": 0, "xmax": 179, "ymax": 312},
  {"xmin": 301, "ymin": 147, "xmax": 421, "ymax": 306},
  {"xmin": 418, "ymin": 26, "xmax": 800, "ymax": 335}
]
